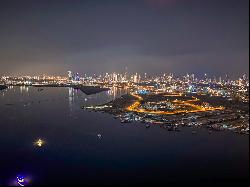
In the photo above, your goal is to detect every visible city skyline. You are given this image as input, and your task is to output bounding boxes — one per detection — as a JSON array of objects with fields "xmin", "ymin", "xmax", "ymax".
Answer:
[
  {"xmin": 0, "ymin": 0, "xmax": 249, "ymax": 78},
  {"xmin": 1, "ymin": 69, "xmax": 248, "ymax": 82}
]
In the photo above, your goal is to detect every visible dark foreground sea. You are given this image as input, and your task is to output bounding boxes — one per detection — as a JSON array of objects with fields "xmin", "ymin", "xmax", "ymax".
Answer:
[{"xmin": 0, "ymin": 86, "xmax": 249, "ymax": 186}]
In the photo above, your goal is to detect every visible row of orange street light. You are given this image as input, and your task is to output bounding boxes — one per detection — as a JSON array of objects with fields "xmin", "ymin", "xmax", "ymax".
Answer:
[{"xmin": 127, "ymin": 93, "xmax": 225, "ymax": 115}]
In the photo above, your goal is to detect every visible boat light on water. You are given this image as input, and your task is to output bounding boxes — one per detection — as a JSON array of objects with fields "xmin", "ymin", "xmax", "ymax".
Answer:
[
  {"xmin": 16, "ymin": 175, "xmax": 26, "ymax": 186},
  {"xmin": 34, "ymin": 139, "xmax": 45, "ymax": 147}
]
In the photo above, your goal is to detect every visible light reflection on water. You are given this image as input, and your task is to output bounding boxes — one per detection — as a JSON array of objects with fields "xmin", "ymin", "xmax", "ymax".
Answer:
[
  {"xmin": 68, "ymin": 87, "xmax": 74, "ymax": 112},
  {"xmin": 19, "ymin": 86, "xmax": 29, "ymax": 94}
]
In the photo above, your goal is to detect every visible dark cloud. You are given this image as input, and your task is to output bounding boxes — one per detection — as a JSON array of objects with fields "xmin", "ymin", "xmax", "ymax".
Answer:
[
  {"xmin": 0, "ymin": 0, "xmax": 248, "ymax": 78},
  {"xmin": 145, "ymin": 0, "xmax": 180, "ymax": 7}
]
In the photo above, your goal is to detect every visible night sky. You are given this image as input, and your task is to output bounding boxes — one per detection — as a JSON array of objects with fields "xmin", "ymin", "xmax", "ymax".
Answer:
[{"xmin": 0, "ymin": 0, "xmax": 249, "ymax": 78}]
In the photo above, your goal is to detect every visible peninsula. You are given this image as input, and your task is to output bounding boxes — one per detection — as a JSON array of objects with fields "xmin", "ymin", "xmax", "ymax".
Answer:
[
  {"xmin": 73, "ymin": 86, "xmax": 110, "ymax": 95},
  {"xmin": 32, "ymin": 84, "xmax": 110, "ymax": 95},
  {"xmin": 83, "ymin": 92, "xmax": 249, "ymax": 135},
  {"xmin": 0, "ymin": 85, "xmax": 7, "ymax": 90}
]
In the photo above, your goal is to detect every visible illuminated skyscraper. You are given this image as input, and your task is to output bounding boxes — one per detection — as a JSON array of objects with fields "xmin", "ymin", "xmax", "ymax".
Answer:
[
  {"xmin": 191, "ymin": 74, "xmax": 195, "ymax": 82},
  {"xmin": 75, "ymin": 73, "xmax": 80, "ymax": 81},
  {"xmin": 219, "ymin": 76, "xmax": 222, "ymax": 83},
  {"xmin": 204, "ymin": 73, "xmax": 208, "ymax": 82},
  {"xmin": 133, "ymin": 73, "xmax": 139, "ymax": 83},
  {"xmin": 124, "ymin": 66, "xmax": 128, "ymax": 81},
  {"xmin": 68, "ymin": 71, "xmax": 73, "ymax": 81},
  {"xmin": 113, "ymin": 72, "xmax": 118, "ymax": 82}
]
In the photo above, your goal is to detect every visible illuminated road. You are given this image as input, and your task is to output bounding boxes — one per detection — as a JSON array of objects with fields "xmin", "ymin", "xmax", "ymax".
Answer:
[{"xmin": 127, "ymin": 93, "xmax": 224, "ymax": 115}]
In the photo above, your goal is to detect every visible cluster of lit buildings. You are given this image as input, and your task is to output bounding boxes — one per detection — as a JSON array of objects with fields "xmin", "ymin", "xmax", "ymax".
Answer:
[{"xmin": 0, "ymin": 70, "xmax": 249, "ymax": 102}]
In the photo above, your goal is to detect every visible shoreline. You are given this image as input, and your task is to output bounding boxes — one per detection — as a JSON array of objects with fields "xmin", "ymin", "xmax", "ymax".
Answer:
[{"xmin": 5, "ymin": 85, "xmax": 110, "ymax": 95}]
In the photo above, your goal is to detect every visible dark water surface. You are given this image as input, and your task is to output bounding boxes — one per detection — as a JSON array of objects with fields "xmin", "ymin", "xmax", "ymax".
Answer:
[{"xmin": 0, "ymin": 87, "xmax": 249, "ymax": 186}]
